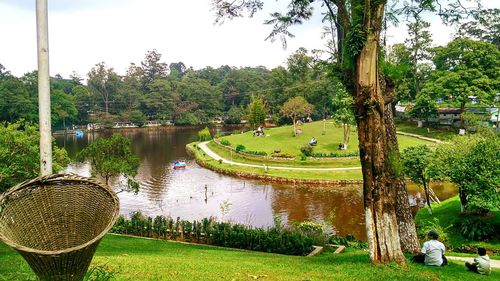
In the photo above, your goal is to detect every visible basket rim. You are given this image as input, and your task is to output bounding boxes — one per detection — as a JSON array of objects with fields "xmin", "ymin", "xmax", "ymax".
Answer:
[{"xmin": 0, "ymin": 173, "xmax": 120, "ymax": 256}]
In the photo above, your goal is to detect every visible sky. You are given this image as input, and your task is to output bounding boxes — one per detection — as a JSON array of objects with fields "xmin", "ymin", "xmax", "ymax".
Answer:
[{"xmin": 0, "ymin": 0, "xmax": 498, "ymax": 79}]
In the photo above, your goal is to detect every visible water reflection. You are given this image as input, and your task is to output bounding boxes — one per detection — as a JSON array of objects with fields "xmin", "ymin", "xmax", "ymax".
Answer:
[{"xmin": 56, "ymin": 128, "xmax": 457, "ymax": 241}]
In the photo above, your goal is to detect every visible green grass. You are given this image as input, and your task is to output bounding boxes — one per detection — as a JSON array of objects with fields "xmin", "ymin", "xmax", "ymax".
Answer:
[
  {"xmin": 1, "ymin": 235, "xmax": 498, "ymax": 280},
  {"xmin": 219, "ymin": 121, "xmax": 435, "ymax": 157},
  {"xmin": 207, "ymin": 141, "xmax": 362, "ymax": 168},
  {"xmin": 415, "ymin": 196, "xmax": 500, "ymax": 253},
  {"xmin": 190, "ymin": 143, "xmax": 363, "ymax": 181},
  {"xmin": 396, "ymin": 121, "xmax": 458, "ymax": 141},
  {"xmin": 192, "ymin": 121, "xmax": 434, "ymax": 181}
]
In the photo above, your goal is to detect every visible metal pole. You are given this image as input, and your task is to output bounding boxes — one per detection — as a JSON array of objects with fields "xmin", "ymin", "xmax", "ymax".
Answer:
[{"xmin": 36, "ymin": 0, "xmax": 52, "ymax": 175}]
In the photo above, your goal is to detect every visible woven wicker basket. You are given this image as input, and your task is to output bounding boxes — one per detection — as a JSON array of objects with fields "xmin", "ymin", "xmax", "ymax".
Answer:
[{"xmin": 0, "ymin": 174, "xmax": 119, "ymax": 281}]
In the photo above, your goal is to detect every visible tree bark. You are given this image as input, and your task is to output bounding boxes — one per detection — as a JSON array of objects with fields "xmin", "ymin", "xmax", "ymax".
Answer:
[
  {"xmin": 354, "ymin": 6, "xmax": 405, "ymax": 263},
  {"xmin": 384, "ymin": 103, "xmax": 420, "ymax": 253}
]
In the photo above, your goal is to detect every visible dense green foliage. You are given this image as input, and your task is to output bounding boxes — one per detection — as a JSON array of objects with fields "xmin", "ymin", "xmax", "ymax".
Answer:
[
  {"xmin": 415, "ymin": 196, "xmax": 500, "ymax": 252},
  {"xmin": 0, "ymin": 121, "xmax": 69, "ymax": 192},
  {"xmin": 421, "ymin": 38, "xmax": 499, "ymax": 127},
  {"xmin": 401, "ymin": 145, "xmax": 440, "ymax": 212},
  {"xmin": 0, "ymin": 47, "xmax": 347, "ymax": 128},
  {"xmin": 76, "ymin": 134, "xmax": 140, "ymax": 192},
  {"xmin": 111, "ymin": 212, "xmax": 317, "ymax": 256},
  {"xmin": 434, "ymin": 134, "xmax": 500, "ymax": 213},
  {"xmin": 197, "ymin": 127, "xmax": 212, "ymax": 142},
  {"xmin": 408, "ymin": 93, "xmax": 438, "ymax": 125},
  {"xmin": 247, "ymin": 96, "xmax": 267, "ymax": 129}
]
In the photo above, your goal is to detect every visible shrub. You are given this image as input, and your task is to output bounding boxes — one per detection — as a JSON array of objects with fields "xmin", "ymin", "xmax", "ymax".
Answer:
[
  {"xmin": 244, "ymin": 150, "xmax": 268, "ymax": 156},
  {"xmin": 271, "ymin": 152, "xmax": 295, "ymax": 159},
  {"xmin": 311, "ymin": 151, "xmax": 359, "ymax": 158},
  {"xmin": 293, "ymin": 221, "xmax": 329, "ymax": 246},
  {"xmin": 198, "ymin": 127, "xmax": 212, "ymax": 141},
  {"xmin": 457, "ymin": 217, "xmax": 497, "ymax": 241},
  {"xmin": 235, "ymin": 144, "xmax": 246, "ymax": 152},
  {"xmin": 220, "ymin": 139, "xmax": 231, "ymax": 146},
  {"xmin": 300, "ymin": 145, "xmax": 313, "ymax": 156},
  {"xmin": 417, "ymin": 217, "xmax": 451, "ymax": 248},
  {"xmin": 110, "ymin": 213, "xmax": 315, "ymax": 256}
]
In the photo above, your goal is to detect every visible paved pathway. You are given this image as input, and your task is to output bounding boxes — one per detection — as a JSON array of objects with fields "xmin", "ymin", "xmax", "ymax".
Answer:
[
  {"xmin": 396, "ymin": 131, "xmax": 446, "ymax": 144},
  {"xmin": 447, "ymin": 256, "xmax": 500, "ymax": 268},
  {"xmin": 198, "ymin": 131, "xmax": 443, "ymax": 172},
  {"xmin": 198, "ymin": 141, "xmax": 361, "ymax": 171}
]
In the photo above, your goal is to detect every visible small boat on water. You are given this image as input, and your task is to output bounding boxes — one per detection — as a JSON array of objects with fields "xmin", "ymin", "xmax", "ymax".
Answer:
[{"xmin": 173, "ymin": 161, "xmax": 187, "ymax": 170}]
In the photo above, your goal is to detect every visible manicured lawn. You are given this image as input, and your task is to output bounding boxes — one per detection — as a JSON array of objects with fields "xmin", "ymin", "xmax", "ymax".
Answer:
[
  {"xmin": 219, "ymin": 121, "xmax": 435, "ymax": 156},
  {"xmin": 190, "ymin": 143, "xmax": 363, "ymax": 181},
  {"xmin": 1, "ymin": 235, "xmax": 497, "ymax": 280},
  {"xmin": 415, "ymin": 196, "xmax": 500, "ymax": 253},
  {"xmin": 396, "ymin": 121, "xmax": 458, "ymax": 141},
  {"xmin": 207, "ymin": 141, "xmax": 362, "ymax": 168}
]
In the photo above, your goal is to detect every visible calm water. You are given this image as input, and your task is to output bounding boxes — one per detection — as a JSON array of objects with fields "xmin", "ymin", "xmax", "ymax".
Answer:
[{"xmin": 55, "ymin": 127, "xmax": 457, "ymax": 241}]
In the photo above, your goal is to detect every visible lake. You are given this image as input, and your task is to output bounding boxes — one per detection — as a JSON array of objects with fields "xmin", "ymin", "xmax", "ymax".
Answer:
[{"xmin": 55, "ymin": 127, "xmax": 456, "ymax": 241}]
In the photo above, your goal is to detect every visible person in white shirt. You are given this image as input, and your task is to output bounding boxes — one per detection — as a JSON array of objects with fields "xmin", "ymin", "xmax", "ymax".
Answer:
[
  {"xmin": 412, "ymin": 230, "xmax": 448, "ymax": 266},
  {"xmin": 466, "ymin": 247, "xmax": 491, "ymax": 275}
]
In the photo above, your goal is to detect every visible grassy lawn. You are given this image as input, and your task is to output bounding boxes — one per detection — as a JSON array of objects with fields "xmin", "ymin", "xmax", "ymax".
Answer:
[
  {"xmin": 1, "ymin": 235, "xmax": 497, "ymax": 281},
  {"xmin": 190, "ymin": 143, "xmax": 363, "ymax": 181},
  {"xmin": 207, "ymin": 141, "xmax": 362, "ymax": 168},
  {"xmin": 218, "ymin": 121, "xmax": 435, "ymax": 157},
  {"xmin": 396, "ymin": 121, "xmax": 458, "ymax": 141},
  {"xmin": 415, "ymin": 196, "xmax": 500, "ymax": 253}
]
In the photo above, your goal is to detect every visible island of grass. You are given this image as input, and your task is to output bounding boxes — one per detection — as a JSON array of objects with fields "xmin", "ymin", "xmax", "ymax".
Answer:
[{"xmin": 187, "ymin": 121, "xmax": 437, "ymax": 183}]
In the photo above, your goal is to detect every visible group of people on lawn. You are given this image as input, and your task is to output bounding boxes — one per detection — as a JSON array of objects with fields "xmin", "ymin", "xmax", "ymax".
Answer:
[{"xmin": 413, "ymin": 230, "xmax": 491, "ymax": 275}]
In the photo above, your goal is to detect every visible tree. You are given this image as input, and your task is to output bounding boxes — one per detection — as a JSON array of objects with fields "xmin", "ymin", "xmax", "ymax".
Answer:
[
  {"xmin": 435, "ymin": 134, "xmax": 499, "ymax": 213},
  {"xmin": 456, "ymin": 8, "xmax": 500, "ymax": 48},
  {"xmin": 212, "ymin": 0, "xmax": 473, "ymax": 263},
  {"xmin": 72, "ymin": 85, "xmax": 94, "ymax": 124},
  {"xmin": 331, "ymin": 81, "xmax": 355, "ymax": 149},
  {"xmin": 225, "ymin": 106, "xmax": 244, "ymax": 124},
  {"xmin": 422, "ymin": 38, "xmax": 499, "ymax": 128},
  {"xmin": 141, "ymin": 49, "xmax": 168, "ymax": 90},
  {"xmin": 87, "ymin": 62, "xmax": 122, "ymax": 116},
  {"xmin": 280, "ymin": 96, "xmax": 313, "ymax": 135},
  {"xmin": 76, "ymin": 134, "xmax": 140, "ymax": 193},
  {"xmin": 0, "ymin": 121, "xmax": 69, "ymax": 192},
  {"xmin": 52, "ymin": 89, "xmax": 78, "ymax": 129},
  {"xmin": 409, "ymin": 93, "xmax": 438, "ymax": 126},
  {"xmin": 247, "ymin": 96, "xmax": 267, "ymax": 129},
  {"xmin": 169, "ymin": 62, "xmax": 187, "ymax": 79},
  {"xmin": 401, "ymin": 145, "xmax": 440, "ymax": 214},
  {"xmin": 122, "ymin": 63, "xmax": 144, "ymax": 111},
  {"xmin": 287, "ymin": 47, "xmax": 313, "ymax": 82},
  {"xmin": 0, "ymin": 75, "xmax": 36, "ymax": 122},
  {"xmin": 405, "ymin": 17, "xmax": 432, "ymax": 97}
]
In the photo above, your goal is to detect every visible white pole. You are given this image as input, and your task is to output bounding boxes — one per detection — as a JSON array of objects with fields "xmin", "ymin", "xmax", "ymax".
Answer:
[{"xmin": 36, "ymin": 0, "xmax": 52, "ymax": 175}]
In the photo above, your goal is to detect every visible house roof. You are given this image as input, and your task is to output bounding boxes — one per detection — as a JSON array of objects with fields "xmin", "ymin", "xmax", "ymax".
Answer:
[{"xmin": 438, "ymin": 108, "xmax": 461, "ymax": 114}]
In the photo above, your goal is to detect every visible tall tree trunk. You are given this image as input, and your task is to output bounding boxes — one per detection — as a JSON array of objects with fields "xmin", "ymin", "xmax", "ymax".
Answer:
[
  {"xmin": 354, "ymin": 7, "xmax": 405, "ymax": 263},
  {"xmin": 384, "ymin": 103, "xmax": 420, "ymax": 253},
  {"xmin": 423, "ymin": 180, "xmax": 433, "ymax": 214}
]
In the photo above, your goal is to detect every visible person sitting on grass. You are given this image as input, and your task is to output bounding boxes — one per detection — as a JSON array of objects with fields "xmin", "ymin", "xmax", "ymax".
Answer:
[
  {"xmin": 466, "ymin": 247, "xmax": 491, "ymax": 275},
  {"xmin": 411, "ymin": 230, "xmax": 448, "ymax": 266}
]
